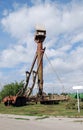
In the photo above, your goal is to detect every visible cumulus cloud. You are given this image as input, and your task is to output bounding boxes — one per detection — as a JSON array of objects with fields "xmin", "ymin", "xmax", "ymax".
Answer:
[
  {"xmin": 0, "ymin": 43, "xmax": 36, "ymax": 68},
  {"xmin": 1, "ymin": 1, "xmax": 83, "ymax": 39},
  {"xmin": 0, "ymin": 0, "xmax": 83, "ymax": 92}
]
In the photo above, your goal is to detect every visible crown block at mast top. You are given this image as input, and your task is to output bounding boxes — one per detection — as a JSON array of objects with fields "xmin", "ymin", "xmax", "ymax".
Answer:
[{"xmin": 34, "ymin": 25, "xmax": 46, "ymax": 43}]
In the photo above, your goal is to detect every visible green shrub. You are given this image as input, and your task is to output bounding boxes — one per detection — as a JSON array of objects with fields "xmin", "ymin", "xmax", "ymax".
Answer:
[
  {"xmin": 80, "ymin": 102, "xmax": 83, "ymax": 109},
  {"xmin": 0, "ymin": 81, "xmax": 24, "ymax": 100},
  {"xmin": 65, "ymin": 98, "xmax": 77, "ymax": 109}
]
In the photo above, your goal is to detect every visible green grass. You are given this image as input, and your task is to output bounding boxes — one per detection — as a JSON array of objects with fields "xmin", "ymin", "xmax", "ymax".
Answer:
[
  {"xmin": 0, "ymin": 102, "xmax": 83, "ymax": 117},
  {"xmin": 35, "ymin": 116, "xmax": 49, "ymax": 120},
  {"xmin": 15, "ymin": 118, "xmax": 29, "ymax": 120},
  {"xmin": 73, "ymin": 120, "xmax": 83, "ymax": 123}
]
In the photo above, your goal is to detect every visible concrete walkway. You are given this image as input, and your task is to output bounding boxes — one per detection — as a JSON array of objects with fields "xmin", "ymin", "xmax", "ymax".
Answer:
[{"xmin": 0, "ymin": 114, "xmax": 83, "ymax": 130}]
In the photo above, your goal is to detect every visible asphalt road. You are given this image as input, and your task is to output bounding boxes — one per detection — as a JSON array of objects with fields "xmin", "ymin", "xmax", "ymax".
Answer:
[{"xmin": 0, "ymin": 114, "xmax": 83, "ymax": 130}]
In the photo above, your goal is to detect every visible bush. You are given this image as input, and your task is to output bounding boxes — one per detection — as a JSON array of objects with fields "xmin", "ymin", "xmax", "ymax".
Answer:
[
  {"xmin": 65, "ymin": 98, "xmax": 77, "ymax": 109},
  {"xmin": 0, "ymin": 81, "xmax": 24, "ymax": 100},
  {"xmin": 80, "ymin": 102, "xmax": 83, "ymax": 109}
]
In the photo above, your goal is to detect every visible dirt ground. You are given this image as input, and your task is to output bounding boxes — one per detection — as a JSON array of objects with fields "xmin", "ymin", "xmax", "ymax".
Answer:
[{"xmin": 0, "ymin": 114, "xmax": 83, "ymax": 130}]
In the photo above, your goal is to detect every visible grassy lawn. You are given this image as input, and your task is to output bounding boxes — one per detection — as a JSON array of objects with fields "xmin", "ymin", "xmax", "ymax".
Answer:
[{"xmin": 0, "ymin": 102, "xmax": 83, "ymax": 117}]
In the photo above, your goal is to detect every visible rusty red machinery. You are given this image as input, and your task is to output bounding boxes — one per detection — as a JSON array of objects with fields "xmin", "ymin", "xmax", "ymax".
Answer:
[
  {"xmin": 3, "ymin": 27, "xmax": 68, "ymax": 106},
  {"xmin": 3, "ymin": 27, "xmax": 46, "ymax": 106}
]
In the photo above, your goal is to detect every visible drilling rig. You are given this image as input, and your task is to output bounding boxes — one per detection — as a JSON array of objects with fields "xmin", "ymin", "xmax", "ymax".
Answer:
[
  {"xmin": 3, "ymin": 27, "xmax": 68, "ymax": 106},
  {"xmin": 3, "ymin": 27, "xmax": 46, "ymax": 106}
]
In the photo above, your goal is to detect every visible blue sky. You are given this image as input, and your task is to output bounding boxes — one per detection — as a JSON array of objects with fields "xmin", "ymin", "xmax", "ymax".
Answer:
[{"xmin": 0, "ymin": 0, "xmax": 83, "ymax": 93}]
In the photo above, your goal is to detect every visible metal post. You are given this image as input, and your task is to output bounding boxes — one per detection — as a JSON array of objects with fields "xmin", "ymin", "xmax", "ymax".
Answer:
[
  {"xmin": 37, "ymin": 42, "xmax": 43, "ymax": 95},
  {"xmin": 73, "ymin": 86, "xmax": 83, "ymax": 113},
  {"xmin": 77, "ymin": 89, "xmax": 80, "ymax": 113}
]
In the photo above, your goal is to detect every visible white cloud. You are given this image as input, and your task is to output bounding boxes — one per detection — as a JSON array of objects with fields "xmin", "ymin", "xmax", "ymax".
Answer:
[
  {"xmin": 1, "ymin": 1, "xmax": 83, "ymax": 39},
  {"xmin": 0, "ymin": 1, "xmax": 83, "ymax": 92},
  {"xmin": 71, "ymin": 32, "xmax": 83, "ymax": 44},
  {"xmin": 0, "ymin": 43, "xmax": 36, "ymax": 68}
]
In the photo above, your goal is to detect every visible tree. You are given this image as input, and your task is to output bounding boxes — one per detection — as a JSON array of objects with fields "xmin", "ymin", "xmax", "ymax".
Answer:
[{"xmin": 0, "ymin": 81, "xmax": 24, "ymax": 101}]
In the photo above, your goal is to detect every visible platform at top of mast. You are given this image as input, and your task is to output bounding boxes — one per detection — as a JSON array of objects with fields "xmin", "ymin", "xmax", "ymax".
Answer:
[{"xmin": 34, "ymin": 25, "xmax": 46, "ymax": 43}]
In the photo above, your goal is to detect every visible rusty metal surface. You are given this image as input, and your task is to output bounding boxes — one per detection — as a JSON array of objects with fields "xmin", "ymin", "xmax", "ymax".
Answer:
[{"xmin": 35, "ymin": 29, "xmax": 46, "ymax": 96}]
